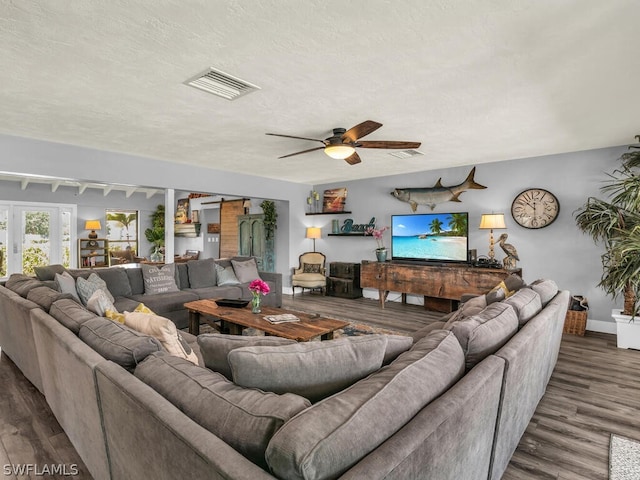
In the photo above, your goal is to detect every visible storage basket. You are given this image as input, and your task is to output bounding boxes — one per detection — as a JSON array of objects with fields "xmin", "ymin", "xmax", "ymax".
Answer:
[{"xmin": 563, "ymin": 310, "xmax": 587, "ymax": 336}]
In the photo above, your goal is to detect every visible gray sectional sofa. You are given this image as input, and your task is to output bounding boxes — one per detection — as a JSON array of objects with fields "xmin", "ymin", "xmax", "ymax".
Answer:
[{"xmin": 0, "ymin": 267, "xmax": 568, "ymax": 480}]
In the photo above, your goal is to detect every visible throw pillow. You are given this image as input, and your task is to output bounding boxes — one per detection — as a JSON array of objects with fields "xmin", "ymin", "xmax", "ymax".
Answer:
[
  {"xmin": 55, "ymin": 271, "xmax": 81, "ymax": 303},
  {"xmin": 215, "ymin": 263, "xmax": 240, "ymax": 286},
  {"xmin": 228, "ymin": 335, "xmax": 388, "ymax": 403},
  {"xmin": 86, "ymin": 289, "xmax": 116, "ymax": 317},
  {"xmin": 140, "ymin": 264, "xmax": 179, "ymax": 294},
  {"xmin": 105, "ymin": 302, "xmax": 153, "ymax": 324},
  {"xmin": 486, "ymin": 281, "xmax": 508, "ymax": 304},
  {"xmin": 197, "ymin": 334, "xmax": 297, "ymax": 380},
  {"xmin": 76, "ymin": 273, "xmax": 115, "ymax": 305},
  {"xmin": 124, "ymin": 311, "xmax": 198, "ymax": 365},
  {"xmin": 231, "ymin": 258, "xmax": 261, "ymax": 283},
  {"xmin": 302, "ymin": 263, "xmax": 322, "ymax": 274}
]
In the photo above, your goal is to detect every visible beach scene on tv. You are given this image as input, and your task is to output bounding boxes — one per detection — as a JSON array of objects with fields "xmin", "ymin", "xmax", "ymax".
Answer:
[{"xmin": 392, "ymin": 213, "xmax": 468, "ymax": 262}]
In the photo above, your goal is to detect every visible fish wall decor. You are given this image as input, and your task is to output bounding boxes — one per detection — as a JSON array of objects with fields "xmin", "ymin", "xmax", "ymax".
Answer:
[{"xmin": 391, "ymin": 167, "xmax": 487, "ymax": 211}]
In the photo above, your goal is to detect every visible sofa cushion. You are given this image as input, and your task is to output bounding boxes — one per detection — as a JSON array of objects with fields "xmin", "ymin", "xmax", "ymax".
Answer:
[
  {"xmin": 34, "ymin": 264, "xmax": 67, "ymax": 281},
  {"xmin": 187, "ymin": 258, "xmax": 216, "ymax": 289},
  {"xmin": 444, "ymin": 294, "xmax": 488, "ymax": 328},
  {"xmin": 79, "ymin": 316, "xmax": 163, "ymax": 370},
  {"xmin": 175, "ymin": 263, "xmax": 190, "ymax": 289},
  {"xmin": 134, "ymin": 352, "xmax": 311, "ymax": 468},
  {"xmin": 55, "ymin": 271, "xmax": 81, "ymax": 303},
  {"xmin": 197, "ymin": 334, "xmax": 297, "ymax": 380},
  {"xmin": 124, "ymin": 311, "xmax": 198, "ymax": 364},
  {"xmin": 503, "ymin": 288, "xmax": 542, "ymax": 327},
  {"xmin": 229, "ymin": 336, "xmax": 388, "ymax": 403},
  {"xmin": 128, "ymin": 290, "xmax": 199, "ymax": 315},
  {"xmin": 5, "ymin": 274, "xmax": 44, "ymax": 297},
  {"xmin": 125, "ymin": 268, "xmax": 145, "ymax": 295},
  {"xmin": 95, "ymin": 267, "xmax": 133, "ymax": 297},
  {"xmin": 86, "ymin": 289, "xmax": 117, "ymax": 317},
  {"xmin": 187, "ymin": 285, "xmax": 244, "ymax": 301},
  {"xmin": 49, "ymin": 298, "xmax": 99, "ymax": 334},
  {"xmin": 141, "ymin": 264, "xmax": 179, "ymax": 295},
  {"xmin": 529, "ymin": 278, "xmax": 559, "ymax": 306},
  {"xmin": 382, "ymin": 334, "xmax": 414, "ymax": 364},
  {"xmin": 447, "ymin": 302, "xmax": 518, "ymax": 370},
  {"xmin": 265, "ymin": 330, "xmax": 465, "ymax": 480},
  {"xmin": 26, "ymin": 286, "xmax": 72, "ymax": 312},
  {"xmin": 215, "ymin": 264, "xmax": 241, "ymax": 286},
  {"xmin": 76, "ymin": 273, "xmax": 115, "ymax": 305},
  {"xmin": 231, "ymin": 258, "xmax": 261, "ymax": 283}
]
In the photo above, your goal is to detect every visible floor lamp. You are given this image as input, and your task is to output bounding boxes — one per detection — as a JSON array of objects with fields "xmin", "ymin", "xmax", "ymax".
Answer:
[
  {"xmin": 478, "ymin": 213, "xmax": 506, "ymax": 261},
  {"xmin": 306, "ymin": 227, "xmax": 321, "ymax": 252}
]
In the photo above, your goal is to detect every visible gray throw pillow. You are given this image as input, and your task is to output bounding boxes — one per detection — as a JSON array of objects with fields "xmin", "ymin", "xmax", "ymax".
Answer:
[
  {"xmin": 447, "ymin": 302, "xmax": 518, "ymax": 370},
  {"xmin": 140, "ymin": 263, "xmax": 179, "ymax": 294},
  {"xmin": 55, "ymin": 271, "xmax": 81, "ymax": 303},
  {"xmin": 187, "ymin": 258, "xmax": 216, "ymax": 289},
  {"xmin": 134, "ymin": 352, "xmax": 311, "ymax": 469},
  {"xmin": 76, "ymin": 273, "xmax": 115, "ymax": 305},
  {"xmin": 231, "ymin": 258, "xmax": 260, "ymax": 283},
  {"xmin": 229, "ymin": 336, "xmax": 388, "ymax": 403},
  {"xmin": 197, "ymin": 334, "xmax": 296, "ymax": 380},
  {"xmin": 265, "ymin": 330, "xmax": 465, "ymax": 480},
  {"xmin": 79, "ymin": 316, "xmax": 162, "ymax": 370},
  {"xmin": 215, "ymin": 263, "xmax": 240, "ymax": 286}
]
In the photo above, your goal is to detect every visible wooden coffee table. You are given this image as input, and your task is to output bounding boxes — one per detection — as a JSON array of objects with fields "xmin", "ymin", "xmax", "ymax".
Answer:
[{"xmin": 184, "ymin": 299, "xmax": 349, "ymax": 341}]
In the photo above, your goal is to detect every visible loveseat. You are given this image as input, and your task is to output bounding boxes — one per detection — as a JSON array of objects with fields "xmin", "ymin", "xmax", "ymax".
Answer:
[{"xmin": 0, "ymin": 269, "xmax": 568, "ymax": 480}]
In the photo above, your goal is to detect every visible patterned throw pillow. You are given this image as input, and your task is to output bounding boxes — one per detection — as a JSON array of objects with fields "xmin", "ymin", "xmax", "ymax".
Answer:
[
  {"xmin": 76, "ymin": 273, "xmax": 115, "ymax": 305},
  {"xmin": 302, "ymin": 263, "xmax": 322, "ymax": 274},
  {"xmin": 140, "ymin": 264, "xmax": 179, "ymax": 295},
  {"xmin": 215, "ymin": 264, "xmax": 241, "ymax": 286}
]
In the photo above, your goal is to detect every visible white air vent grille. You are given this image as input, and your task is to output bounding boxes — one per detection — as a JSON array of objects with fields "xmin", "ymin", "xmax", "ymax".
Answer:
[
  {"xmin": 185, "ymin": 67, "xmax": 260, "ymax": 100},
  {"xmin": 388, "ymin": 149, "xmax": 424, "ymax": 159}
]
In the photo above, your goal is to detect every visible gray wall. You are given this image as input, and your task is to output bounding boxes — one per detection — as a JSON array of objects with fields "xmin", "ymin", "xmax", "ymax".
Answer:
[{"xmin": 313, "ymin": 146, "xmax": 622, "ymax": 330}]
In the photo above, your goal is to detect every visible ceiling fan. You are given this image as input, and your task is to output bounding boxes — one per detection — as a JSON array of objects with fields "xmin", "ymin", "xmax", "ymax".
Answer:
[{"xmin": 266, "ymin": 120, "xmax": 421, "ymax": 165}]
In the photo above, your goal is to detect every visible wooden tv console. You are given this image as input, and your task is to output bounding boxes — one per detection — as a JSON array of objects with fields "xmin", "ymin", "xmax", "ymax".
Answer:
[{"xmin": 360, "ymin": 261, "xmax": 522, "ymax": 312}]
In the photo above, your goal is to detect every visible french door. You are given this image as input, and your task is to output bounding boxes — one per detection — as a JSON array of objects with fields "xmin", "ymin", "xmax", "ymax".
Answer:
[{"xmin": 0, "ymin": 202, "xmax": 75, "ymax": 278}]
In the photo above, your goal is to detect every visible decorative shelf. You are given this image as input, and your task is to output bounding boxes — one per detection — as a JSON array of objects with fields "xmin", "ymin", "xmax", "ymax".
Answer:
[
  {"xmin": 328, "ymin": 233, "xmax": 366, "ymax": 237},
  {"xmin": 305, "ymin": 211, "xmax": 352, "ymax": 216}
]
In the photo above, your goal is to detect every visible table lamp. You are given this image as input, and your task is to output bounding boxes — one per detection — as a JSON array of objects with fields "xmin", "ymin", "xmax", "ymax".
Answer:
[
  {"xmin": 478, "ymin": 213, "xmax": 506, "ymax": 261},
  {"xmin": 306, "ymin": 227, "xmax": 321, "ymax": 252},
  {"xmin": 85, "ymin": 220, "xmax": 101, "ymax": 247}
]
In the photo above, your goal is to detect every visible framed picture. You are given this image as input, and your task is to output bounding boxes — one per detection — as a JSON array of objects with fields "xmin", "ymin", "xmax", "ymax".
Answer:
[
  {"xmin": 322, "ymin": 188, "xmax": 348, "ymax": 213},
  {"xmin": 207, "ymin": 223, "xmax": 221, "ymax": 234},
  {"xmin": 175, "ymin": 198, "xmax": 189, "ymax": 224}
]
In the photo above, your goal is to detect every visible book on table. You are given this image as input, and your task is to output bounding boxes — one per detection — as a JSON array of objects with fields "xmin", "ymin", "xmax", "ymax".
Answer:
[{"xmin": 263, "ymin": 314, "xmax": 300, "ymax": 324}]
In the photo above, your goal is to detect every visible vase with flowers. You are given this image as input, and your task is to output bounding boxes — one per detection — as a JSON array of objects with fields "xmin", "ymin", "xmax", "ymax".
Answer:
[
  {"xmin": 365, "ymin": 225, "xmax": 389, "ymax": 262},
  {"xmin": 248, "ymin": 278, "xmax": 270, "ymax": 313}
]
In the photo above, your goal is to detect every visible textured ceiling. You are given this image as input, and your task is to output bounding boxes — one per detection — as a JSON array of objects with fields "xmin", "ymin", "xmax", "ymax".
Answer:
[{"xmin": 1, "ymin": 1, "xmax": 639, "ymax": 185}]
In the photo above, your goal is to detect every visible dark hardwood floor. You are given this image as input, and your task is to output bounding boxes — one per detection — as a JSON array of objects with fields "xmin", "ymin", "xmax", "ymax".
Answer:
[{"xmin": 1, "ymin": 293, "xmax": 638, "ymax": 479}]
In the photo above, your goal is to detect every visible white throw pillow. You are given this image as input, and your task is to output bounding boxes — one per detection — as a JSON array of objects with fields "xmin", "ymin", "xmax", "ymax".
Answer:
[
  {"xmin": 124, "ymin": 311, "xmax": 198, "ymax": 365},
  {"xmin": 55, "ymin": 271, "xmax": 81, "ymax": 303},
  {"xmin": 86, "ymin": 289, "xmax": 116, "ymax": 317}
]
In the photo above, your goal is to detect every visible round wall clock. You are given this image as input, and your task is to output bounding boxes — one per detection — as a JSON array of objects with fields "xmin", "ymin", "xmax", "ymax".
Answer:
[{"xmin": 511, "ymin": 188, "xmax": 560, "ymax": 229}]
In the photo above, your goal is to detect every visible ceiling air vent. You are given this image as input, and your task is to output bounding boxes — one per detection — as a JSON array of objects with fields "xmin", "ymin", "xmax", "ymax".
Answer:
[
  {"xmin": 184, "ymin": 67, "xmax": 260, "ymax": 101},
  {"xmin": 388, "ymin": 149, "xmax": 424, "ymax": 159}
]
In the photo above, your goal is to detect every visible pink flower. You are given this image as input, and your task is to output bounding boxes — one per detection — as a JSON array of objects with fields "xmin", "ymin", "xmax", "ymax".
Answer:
[
  {"xmin": 365, "ymin": 226, "xmax": 389, "ymax": 250},
  {"xmin": 249, "ymin": 278, "xmax": 270, "ymax": 296}
]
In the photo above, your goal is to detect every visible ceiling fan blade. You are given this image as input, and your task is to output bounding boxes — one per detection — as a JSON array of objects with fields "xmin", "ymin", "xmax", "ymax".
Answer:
[
  {"xmin": 344, "ymin": 152, "xmax": 362, "ymax": 165},
  {"xmin": 266, "ymin": 133, "xmax": 325, "ymax": 145},
  {"xmin": 357, "ymin": 141, "xmax": 421, "ymax": 149},
  {"xmin": 342, "ymin": 121, "xmax": 383, "ymax": 143},
  {"xmin": 278, "ymin": 146, "xmax": 325, "ymax": 159}
]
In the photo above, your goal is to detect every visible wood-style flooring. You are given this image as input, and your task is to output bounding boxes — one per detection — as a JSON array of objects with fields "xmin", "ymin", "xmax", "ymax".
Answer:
[{"xmin": 0, "ymin": 293, "xmax": 638, "ymax": 479}]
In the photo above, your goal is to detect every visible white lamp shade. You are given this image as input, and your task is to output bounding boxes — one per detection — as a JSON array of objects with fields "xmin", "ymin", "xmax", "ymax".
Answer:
[
  {"xmin": 479, "ymin": 213, "xmax": 506, "ymax": 230},
  {"xmin": 324, "ymin": 144, "xmax": 355, "ymax": 159}
]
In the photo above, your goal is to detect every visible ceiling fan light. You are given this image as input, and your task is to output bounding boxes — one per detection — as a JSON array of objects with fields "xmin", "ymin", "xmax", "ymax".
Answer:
[{"xmin": 324, "ymin": 144, "xmax": 355, "ymax": 159}]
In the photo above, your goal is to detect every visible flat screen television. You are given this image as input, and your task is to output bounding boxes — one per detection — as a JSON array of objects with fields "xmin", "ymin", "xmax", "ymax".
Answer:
[{"xmin": 391, "ymin": 212, "xmax": 469, "ymax": 264}]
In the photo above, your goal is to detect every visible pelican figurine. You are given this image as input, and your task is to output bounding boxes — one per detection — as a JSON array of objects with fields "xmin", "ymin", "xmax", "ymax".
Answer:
[{"xmin": 498, "ymin": 233, "xmax": 519, "ymax": 269}]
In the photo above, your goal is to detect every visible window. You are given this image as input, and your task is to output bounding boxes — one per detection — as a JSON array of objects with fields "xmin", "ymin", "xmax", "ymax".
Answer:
[{"xmin": 106, "ymin": 210, "xmax": 139, "ymax": 255}]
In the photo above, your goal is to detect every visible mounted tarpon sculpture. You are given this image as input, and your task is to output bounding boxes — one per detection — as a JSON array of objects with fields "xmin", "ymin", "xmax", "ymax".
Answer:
[{"xmin": 391, "ymin": 167, "xmax": 487, "ymax": 211}]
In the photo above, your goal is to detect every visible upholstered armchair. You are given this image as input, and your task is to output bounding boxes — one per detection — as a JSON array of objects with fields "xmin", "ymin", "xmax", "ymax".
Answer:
[{"xmin": 291, "ymin": 252, "xmax": 326, "ymax": 296}]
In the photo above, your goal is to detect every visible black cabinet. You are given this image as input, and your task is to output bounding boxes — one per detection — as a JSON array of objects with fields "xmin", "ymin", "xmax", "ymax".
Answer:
[{"xmin": 327, "ymin": 262, "xmax": 362, "ymax": 299}]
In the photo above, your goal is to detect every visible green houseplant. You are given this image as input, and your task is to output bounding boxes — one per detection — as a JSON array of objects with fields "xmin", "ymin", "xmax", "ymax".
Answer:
[
  {"xmin": 145, "ymin": 204, "xmax": 165, "ymax": 260},
  {"xmin": 575, "ymin": 135, "xmax": 640, "ymax": 318}
]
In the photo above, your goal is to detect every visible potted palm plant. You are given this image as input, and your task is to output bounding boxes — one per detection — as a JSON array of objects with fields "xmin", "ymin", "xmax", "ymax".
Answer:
[{"xmin": 574, "ymin": 135, "xmax": 640, "ymax": 348}]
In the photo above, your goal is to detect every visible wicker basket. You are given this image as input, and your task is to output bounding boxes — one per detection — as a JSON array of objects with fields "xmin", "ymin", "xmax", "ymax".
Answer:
[{"xmin": 563, "ymin": 310, "xmax": 587, "ymax": 336}]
